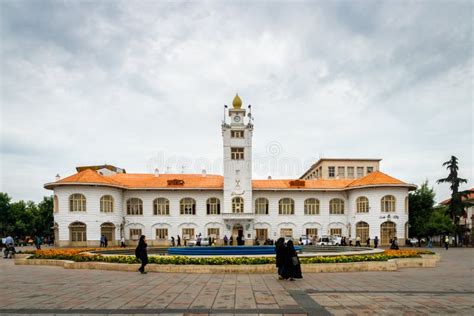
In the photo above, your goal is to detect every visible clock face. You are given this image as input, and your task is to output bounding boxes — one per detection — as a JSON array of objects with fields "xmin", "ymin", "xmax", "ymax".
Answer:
[{"xmin": 234, "ymin": 115, "xmax": 241, "ymax": 122}]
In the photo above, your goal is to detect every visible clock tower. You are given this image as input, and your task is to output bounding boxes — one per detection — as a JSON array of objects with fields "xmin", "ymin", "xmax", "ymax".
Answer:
[{"xmin": 222, "ymin": 94, "xmax": 253, "ymax": 236}]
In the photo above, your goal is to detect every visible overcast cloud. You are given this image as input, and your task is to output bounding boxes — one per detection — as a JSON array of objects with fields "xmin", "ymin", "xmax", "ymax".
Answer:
[{"xmin": 1, "ymin": 0, "xmax": 472, "ymax": 203}]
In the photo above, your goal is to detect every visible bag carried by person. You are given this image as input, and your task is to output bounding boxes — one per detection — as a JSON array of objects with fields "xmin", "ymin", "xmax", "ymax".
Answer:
[{"xmin": 292, "ymin": 256, "xmax": 300, "ymax": 266}]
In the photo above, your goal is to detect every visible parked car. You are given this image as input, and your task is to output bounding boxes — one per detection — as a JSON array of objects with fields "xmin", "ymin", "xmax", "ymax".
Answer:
[
  {"xmin": 317, "ymin": 235, "xmax": 342, "ymax": 246},
  {"xmin": 187, "ymin": 237, "xmax": 210, "ymax": 247},
  {"xmin": 299, "ymin": 235, "xmax": 312, "ymax": 245}
]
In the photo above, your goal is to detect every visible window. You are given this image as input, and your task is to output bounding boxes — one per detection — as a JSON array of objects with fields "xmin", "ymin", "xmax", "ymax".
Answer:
[
  {"xmin": 357, "ymin": 167, "xmax": 364, "ymax": 178},
  {"xmin": 381, "ymin": 195, "xmax": 396, "ymax": 212},
  {"xmin": 100, "ymin": 195, "xmax": 114, "ymax": 213},
  {"xmin": 126, "ymin": 198, "xmax": 143, "ymax": 215},
  {"xmin": 304, "ymin": 198, "xmax": 320, "ymax": 215},
  {"xmin": 207, "ymin": 228, "xmax": 220, "ymax": 239},
  {"xmin": 337, "ymin": 166, "xmax": 345, "ymax": 178},
  {"xmin": 182, "ymin": 228, "xmax": 195, "ymax": 240},
  {"xmin": 232, "ymin": 197, "xmax": 244, "ymax": 213},
  {"xmin": 153, "ymin": 198, "xmax": 170, "ymax": 215},
  {"xmin": 347, "ymin": 167, "xmax": 355, "ymax": 178},
  {"xmin": 306, "ymin": 228, "xmax": 318, "ymax": 238},
  {"xmin": 129, "ymin": 229, "xmax": 142, "ymax": 240},
  {"xmin": 356, "ymin": 196, "xmax": 369, "ymax": 213},
  {"xmin": 69, "ymin": 222, "xmax": 86, "ymax": 242},
  {"xmin": 180, "ymin": 198, "xmax": 196, "ymax": 215},
  {"xmin": 328, "ymin": 166, "xmax": 335, "ymax": 178},
  {"xmin": 156, "ymin": 228, "xmax": 168, "ymax": 240},
  {"xmin": 330, "ymin": 228, "xmax": 342, "ymax": 236},
  {"xmin": 329, "ymin": 198, "xmax": 344, "ymax": 214},
  {"xmin": 231, "ymin": 147, "xmax": 244, "ymax": 160},
  {"xmin": 206, "ymin": 197, "xmax": 221, "ymax": 215},
  {"xmin": 405, "ymin": 197, "xmax": 409, "ymax": 214},
  {"xmin": 53, "ymin": 195, "xmax": 59, "ymax": 213},
  {"xmin": 255, "ymin": 198, "xmax": 269, "ymax": 214},
  {"xmin": 231, "ymin": 130, "xmax": 244, "ymax": 138},
  {"xmin": 356, "ymin": 222, "xmax": 369, "ymax": 242},
  {"xmin": 256, "ymin": 228, "xmax": 268, "ymax": 240},
  {"xmin": 367, "ymin": 167, "xmax": 374, "ymax": 174},
  {"xmin": 280, "ymin": 228, "xmax": 293, "ymax": 238},
  {"xmin": 278, "ymin": 198, "xmax": 295, "ymax": 215},
  {"xmin": 69, "ymin": 194, "xmax": 86, "ymax": 212}
]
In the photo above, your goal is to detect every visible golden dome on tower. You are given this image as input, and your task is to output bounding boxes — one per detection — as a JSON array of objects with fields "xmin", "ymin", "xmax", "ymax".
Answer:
[{"xmin": 232, "ymin": 94, "xmax": 242, "ymax": 109}]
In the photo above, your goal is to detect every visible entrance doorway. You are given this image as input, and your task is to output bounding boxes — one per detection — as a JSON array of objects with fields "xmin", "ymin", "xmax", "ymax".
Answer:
[
  {"xmin": 381, "ymin": 221, "xmax": 396, "ymax": 245},
  {"xmin": 232, "ymin": 224, "xmax": 244, "ymax": 245},
  {"xmin": 101, "ymin": 223, "xmax": 115, "ymax": 246}
]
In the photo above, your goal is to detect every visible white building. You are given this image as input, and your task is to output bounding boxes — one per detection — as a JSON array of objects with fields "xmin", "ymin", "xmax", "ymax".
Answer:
[{"xmin": 45, "ymin": 95, "xmax": 416, "ymax": 247}]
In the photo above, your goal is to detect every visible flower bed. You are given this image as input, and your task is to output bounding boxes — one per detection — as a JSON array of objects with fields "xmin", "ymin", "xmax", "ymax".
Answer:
[{"xmin": 28, "ymin": 248, "xmax": 434, "ymax": 265}]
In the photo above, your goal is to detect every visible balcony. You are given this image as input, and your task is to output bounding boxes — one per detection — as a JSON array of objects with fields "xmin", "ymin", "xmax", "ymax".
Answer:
[{"xmin": 221, "ymin": 212, "xmax": 255, "ymax": 220}]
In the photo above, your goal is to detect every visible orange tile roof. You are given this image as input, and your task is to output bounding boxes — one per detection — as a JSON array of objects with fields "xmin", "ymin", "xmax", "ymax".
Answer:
[
  {"xmin": 346, "ymin": 171, "xmax": 407, "ymax": 188},
  {"xmin": 440, "ymin": 188, "xmax": 474, "ymax": 205},
  {"xmin": 46, "ymin": 169, "xmax": 413, "ymax": 191}
]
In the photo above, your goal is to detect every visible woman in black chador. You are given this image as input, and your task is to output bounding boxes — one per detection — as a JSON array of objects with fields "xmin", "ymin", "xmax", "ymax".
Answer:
[
  {"xmin": 135, "ymin": 235, "xmax": 149, "ymax": 274},
  {"xmin": 283, "ymin": 240, "xmax": 303, "ymax": 281},
  {"xmin": 275, "ymin": 237, "xmax": 286, "ymax": 280}
]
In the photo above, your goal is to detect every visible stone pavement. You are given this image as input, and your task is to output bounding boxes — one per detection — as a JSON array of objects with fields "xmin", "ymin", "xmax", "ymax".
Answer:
[{"xmin": 0, "ymin": 248, "xmax": 473, "ymax": 315}]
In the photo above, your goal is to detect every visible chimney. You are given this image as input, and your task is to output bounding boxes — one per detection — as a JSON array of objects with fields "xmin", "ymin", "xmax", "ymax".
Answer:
[
  {"xmin": 202, "ymin": 169, "xmax": 207, "ymax": 177},
  {"xmin": 267, "ymin": 175, "xmax": 272, "ymax": 180},
  {"xmin": 154, "ymin": 168, "xmax": 160, "ymax": 177},
  {"xmin": 55, "ymin": 174, "xmax": 60, "ymax": 181}
]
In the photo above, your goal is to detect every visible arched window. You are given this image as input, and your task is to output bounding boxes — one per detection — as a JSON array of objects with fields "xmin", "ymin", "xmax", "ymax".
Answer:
[
  {"xmin": 380, "ymin": 221, "xmax": 397, "ymax": 245},
  {"xmin": 126, "ymin": 198, "xmax": 143, "ymax": 215},
  {"xmin": 381, "ymin": 195, "xmax": 396, "ymax": 212},
  {"xmin": 153, "ymin": 198, "xmax": 169, "ymax": 215},
  {"xmin": 356, "ymin": 221, "xmax": 369, "ymax": 242},
  {"xmin": 329, "ymin": 198, "xmax": 344, "ymax": 214},
  {"xmin": 304, "ymin": 198, "xmax": 320, "ymax": 215},
  {"xmin": 405, "ymin": 196, "xmax": 409, "ymax": 214},
  {"xmin": 356, "ymin": 196, "xmax": 369, "ymax": 213},
  {"xmin": 206, "ymin": 197, "xmax": 221, "ymax": 215},
  {"xmin": 279, "ymin": 198, "xmax": 295, "ymax": 215},
  {"xmin": 69, "ymin": 194, "xmax": 86, "ymax": 212},
  {"xmin": 53, "ymin": 195, "xmax": 59, "ymax": 213},
  {"xmin": 100, "ymin": 195, "xmax": 114, "ymax": 213},
  {"xmin": 180, "ymin": 198, "xmax": 196, "ymax": 215},
  {"xmin": 69, "ymin": 221, "xmax": 87, "ymax": 242},
  {"xmin": 232, "ymin": 197, "xmax": 244, "ymax": 213},
  {"xmin": 255, "ymin": 198, "xmax": 269, "ymax": 215}
]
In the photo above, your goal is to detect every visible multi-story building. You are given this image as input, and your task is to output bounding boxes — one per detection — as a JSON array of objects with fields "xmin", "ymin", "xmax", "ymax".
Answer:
[{"xmin": 45, "ymin": 95, "xmax": 416, "ymax": 247}]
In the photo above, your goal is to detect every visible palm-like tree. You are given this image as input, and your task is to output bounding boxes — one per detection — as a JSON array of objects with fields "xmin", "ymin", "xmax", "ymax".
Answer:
[{"xmin": 437, "ymin": 156, "xmax": 470, "ymax": 245}]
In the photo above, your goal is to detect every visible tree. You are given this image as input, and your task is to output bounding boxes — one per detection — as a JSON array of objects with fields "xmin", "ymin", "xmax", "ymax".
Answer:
[
  {"xmin": 437, "ymin": 156, "xmax": 471, "ymax": 245},
  {"xmin": 424, "ymin": 206, "xmax": 456, "ymax": 237},
  {"xmin": 0, "ymin": 193, "xmax": 12, "ymax": 236},
  {"xmin": 408, "ymin": 181, "xmax": 436, "ymax": 238}
]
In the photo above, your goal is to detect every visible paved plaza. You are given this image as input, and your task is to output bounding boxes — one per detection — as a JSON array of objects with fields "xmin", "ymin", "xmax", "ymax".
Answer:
[{"xmin": 0, "ymin": 248, "xmax": 473, "ymax": 315}]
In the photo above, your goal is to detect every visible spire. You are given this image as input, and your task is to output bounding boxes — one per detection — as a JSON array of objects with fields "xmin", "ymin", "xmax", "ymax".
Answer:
[{"xmin": 232, "ymin": 94, "xmax": 242, "ymax": 109}]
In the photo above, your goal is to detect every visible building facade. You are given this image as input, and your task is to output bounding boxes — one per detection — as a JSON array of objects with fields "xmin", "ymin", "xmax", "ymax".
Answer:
[{"xmin": 45, "ymin": 95, "xmax": 416, "ymax": 247}]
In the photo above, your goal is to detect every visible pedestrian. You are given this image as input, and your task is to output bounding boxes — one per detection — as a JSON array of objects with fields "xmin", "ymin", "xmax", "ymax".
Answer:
[
  {"xmin": 390, "ymin": 237, "xmax": 399, "ymax": 250},
  {"xmin": 355, "ymin": 236, "xmax": 361, "ymax": 247},
  {"xmin": 428, "ymin": 237, "xmax": 433, "ymax": 248},
  {"xmin": 171, "ymin": 236, "xmax": 175, "ymax": 247},
  {"xmin": 374, "ymin": 236, "xmax": 379, "ymax": 248},
  {"xmin": 34, "ymin": 235, "xmax": 42, "ymax": 250},
  {"xmin": 100, "ymin": 234, "xmax": 105, "ymax": 247},
  {"xmin": 135, "ymin": 235, "xmax": 148, "ymax": 274},
  {"xmin": 366, "ymin": 237, "xmax": 370, "ymax": 247},
  {"xmin": 224, "ymin": 235, "xmax": 228, "ymax": 245},
  {"xmin": 283, "ymin": 240, "xmax": 302, "ymax": 281},
  {"xmin": 275, "ymin": 237, "xmax": 286, "ymax": 280},
  {"xmin": 177, "ymin": 235, "xmax": 181, "ymax": 246},
  {"xmin": 120, "ymin": 236, "xmax": 126, "ymax": 248},
  {"xmin": 229, "ymin": 236, "xmax": 233, "ymax": 246},
  {"xmin": 444, "ymin": 235, "xmax": 449, "ymax": 250},
  {"xmin": 104, "ymin": 235, "xmax": 108, "ymax": 248}
]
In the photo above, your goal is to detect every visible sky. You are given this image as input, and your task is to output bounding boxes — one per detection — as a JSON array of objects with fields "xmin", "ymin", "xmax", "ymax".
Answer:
[{"xmin": 0, "ymin": 0, "xmax": 472, "ymax": 203}]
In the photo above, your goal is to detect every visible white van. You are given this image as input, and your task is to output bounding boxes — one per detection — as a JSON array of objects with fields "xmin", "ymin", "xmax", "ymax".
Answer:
[{"xmin": 317, "ymin": 235, "xmax": 342, "ymax": 246}]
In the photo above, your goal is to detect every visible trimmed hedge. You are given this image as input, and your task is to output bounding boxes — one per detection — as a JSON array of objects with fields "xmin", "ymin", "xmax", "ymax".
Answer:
[{"xmin": 28, "ymin": 249, "xmax": 434, "ymax": 265}]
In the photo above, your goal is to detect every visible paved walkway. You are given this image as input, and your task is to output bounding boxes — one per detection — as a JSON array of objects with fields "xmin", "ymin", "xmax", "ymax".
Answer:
[{"xmin": 0, "ymin": 248, "xmax": 473, "ymax": 315}]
